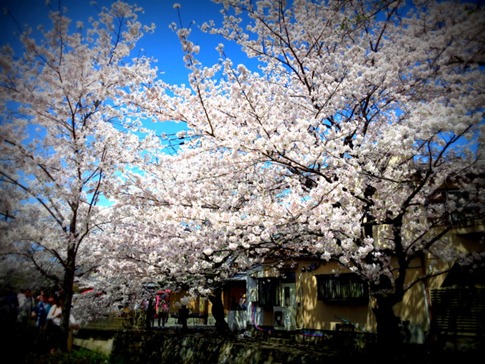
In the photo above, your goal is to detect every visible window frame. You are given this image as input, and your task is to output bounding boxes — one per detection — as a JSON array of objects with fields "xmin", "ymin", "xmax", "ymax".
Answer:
[
  {"xmin": 316, "ymin": 273, "xmax": 369, "ymax": 304},
  {"xmin": 257, "ymin": 278, "xmax": 280, "ymax": 309}
]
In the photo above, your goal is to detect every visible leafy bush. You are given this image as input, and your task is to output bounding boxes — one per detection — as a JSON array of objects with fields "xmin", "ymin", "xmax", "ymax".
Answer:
[{"xmin": 23, "ymin": 348, "xmax": 109, "ymax": 364}]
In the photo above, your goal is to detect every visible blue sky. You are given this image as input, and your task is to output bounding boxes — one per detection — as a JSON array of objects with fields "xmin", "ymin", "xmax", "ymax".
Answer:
[
  {"xmin": 0, "ymin": 0, "xmax": 250, "ymax": 138},
  {"xmin": 0, "ymin": 0, "xmax": 234, "ymax": 83}
]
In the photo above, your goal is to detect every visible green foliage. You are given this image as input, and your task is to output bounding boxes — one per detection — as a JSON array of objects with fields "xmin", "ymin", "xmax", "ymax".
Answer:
[{"xmin": 23, "ymin": 348, "xmax": 109, "ymax": 364}]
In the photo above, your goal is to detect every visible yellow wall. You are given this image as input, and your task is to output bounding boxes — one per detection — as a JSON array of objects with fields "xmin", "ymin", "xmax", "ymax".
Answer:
[
  {"xmin": 393, "ymin": 255, "xmax": 434, "ymax": 333},
  {"xmin": 294, "ymin": 260, "xmax": 373, "ymax": 332},
  {"xmin": 268, "ymin": 255, "xmax": 453, "ymax": 334}
]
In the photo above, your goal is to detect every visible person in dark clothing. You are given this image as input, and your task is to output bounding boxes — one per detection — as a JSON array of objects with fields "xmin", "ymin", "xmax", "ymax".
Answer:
[
  {"xmin": 178, "ymin": 304, "xmax": 189, "ymax": 331},
  {"xmin": 145, "ymin": 297, "xmax": 155, "ymax": 329},
  {"xmin": 158, "ymin": 300, "xmax": 169, "ymax": 327},
  {"xmin": 0, "ymin": 286, "xmax": 19, "ymax": 356}
]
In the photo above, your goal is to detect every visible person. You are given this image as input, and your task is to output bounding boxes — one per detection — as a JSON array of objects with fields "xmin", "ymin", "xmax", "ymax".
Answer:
[
  {"xmin": 17, "ymin": 288, "xmax": 34, "ymax": 326},
  {"xmin": 239, "ymin": 294, "xmax": 247, "ymax": 310},
  {"xmin": 145, "ymin": 297, "xmax": 155, "ymax": 329},
  {"xmin": 45, "ymin": 296, "xmax": 78, "ymax": 354},
  {"xmin": 31, "ymin": 293, "xmax": 52, "ymax": 353},
  {"xmin": 178, "ymin": 304, "xmax": 189, "ymax": 331},
  {"xmin": 33, "ymin": 294, "xmax": 50, "ymax": 330},
  {"xmin": 46, "ymin": 296, "xmax": 63, "ymax": 354},
  {"xmin": 0, "ymin": 285, "xmax": 19, "ymax": 356},
  {"xmin": 157, "ymin": 299, "xmax": 169, "ymax": 327}
]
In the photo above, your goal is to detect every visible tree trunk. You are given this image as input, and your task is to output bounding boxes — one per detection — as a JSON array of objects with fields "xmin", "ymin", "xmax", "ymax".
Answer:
[
  {"xmin": 208, "ymin": 288, "xmax": 230, "ymax": 336},
  {"xmin": 373, "ymin": 296, "xmax": 402, "ymax": 352},
  {"xmin": 60, "ymin": 250, "xmax": 76, "ymax": 352}
]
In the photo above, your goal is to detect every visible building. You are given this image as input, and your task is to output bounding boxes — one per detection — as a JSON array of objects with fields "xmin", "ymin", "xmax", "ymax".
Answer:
[{"xmin": 221, "ymin": 176, "xmax": 484, "ymax": 350}]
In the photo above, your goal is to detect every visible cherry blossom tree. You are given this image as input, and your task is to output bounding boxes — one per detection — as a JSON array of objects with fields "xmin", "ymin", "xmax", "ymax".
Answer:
[
  {"xmin": 123, "ymin": 0, "xmax": 484, "ymax": 344},
  {"xmin": 0, "ymin": 0, "xmax": 159, "ymax": 350}
]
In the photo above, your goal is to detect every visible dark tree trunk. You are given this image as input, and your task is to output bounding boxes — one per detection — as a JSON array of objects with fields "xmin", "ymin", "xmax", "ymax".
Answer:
[
  {"xmin": 370, "ymin": 217, "xmax": 410, "ymax": 359},
  {"xmin": 208, "ymin": 288, "xmax": 230, "ymax": 336},
  {"xmin": 373, "ymin": 296, "xmax": 402, "ymax": 351},
  {"xmin": 60, "ymin": 248, "xmax": 76, "ymax": 352}
]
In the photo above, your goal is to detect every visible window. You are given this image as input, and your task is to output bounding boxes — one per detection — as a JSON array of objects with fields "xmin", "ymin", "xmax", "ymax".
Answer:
[
  {"xmin": 316, "ymin": 273, "xmax": 368, "ymax": 304},
  {"xmin": 257, "ymin": 278, "xmax": 280, "ymax": 308}
]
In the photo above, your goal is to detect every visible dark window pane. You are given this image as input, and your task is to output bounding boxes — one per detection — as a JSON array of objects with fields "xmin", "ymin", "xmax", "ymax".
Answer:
[
  {"xmin": 258, "ymin": 278, "xmax": 280, "ymax": 308},
  {"xmin": 316, "ymin": 273, "xmax": 368, "ymax": 304}
]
